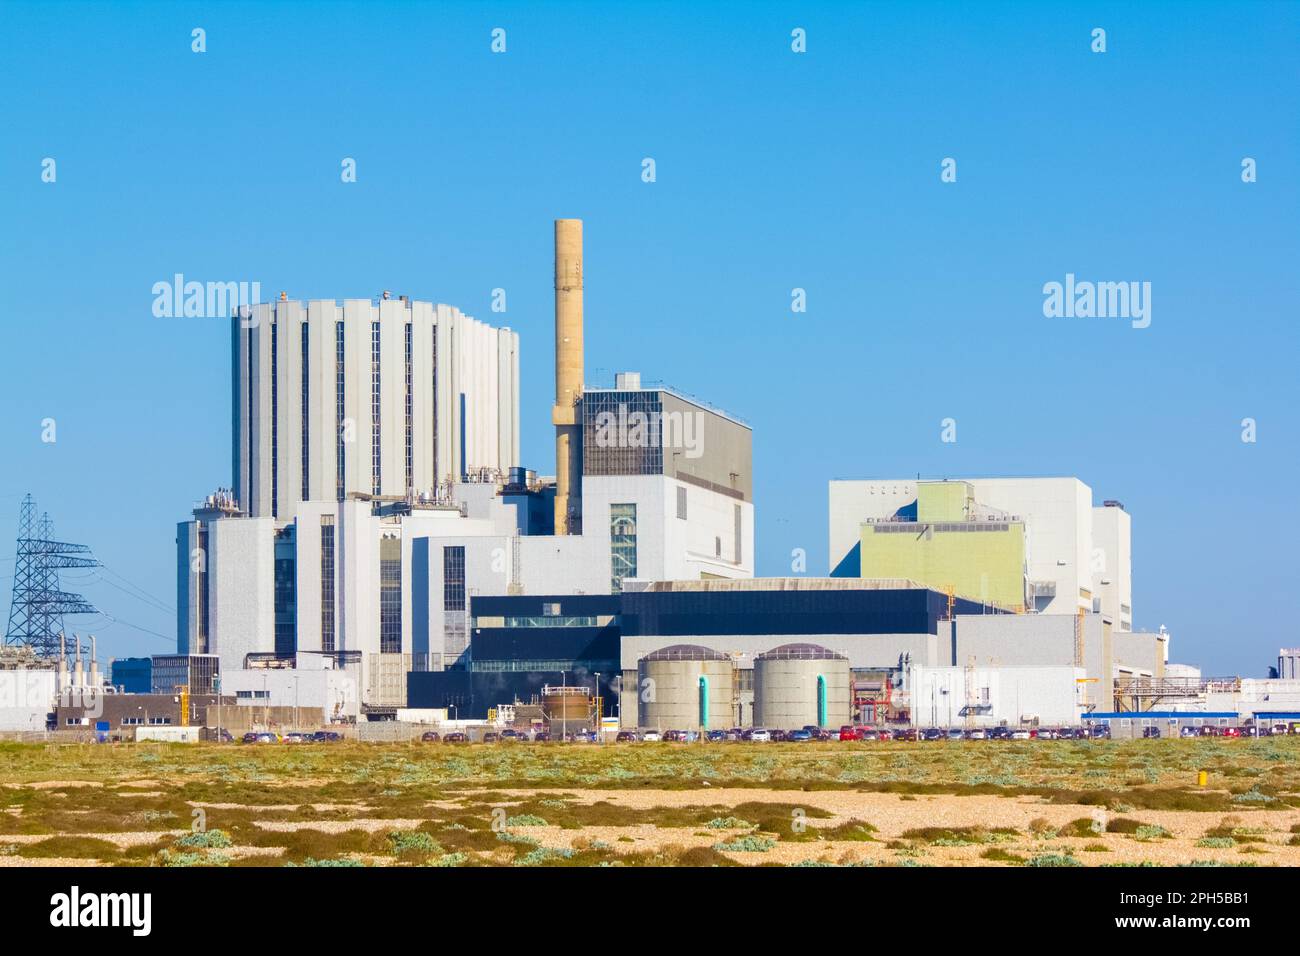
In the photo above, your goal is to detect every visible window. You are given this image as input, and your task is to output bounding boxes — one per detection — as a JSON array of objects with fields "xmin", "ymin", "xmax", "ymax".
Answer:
[
  {"xmin": 122, "ymin": 717, "xmax": 143, "ymax": 726},
  {"xmin": 610, "ymin": 504, "xmax": 637, "ymax": 592},
  {"xmin": 301, "ymin": 323, "xmax": 309, "ymax": 499},
  {"xmin": 443, "ymin": 546, "xmax": 467, "ymax": 659},
  {"xmin": 274, "ymin": 529, "xmax": 296, "ymax": 657},
  {"xmin": 321, "ymin": 515, "xmax": 335, "ymax": 652},
  {"xmin": 335, "ymin": 320, "xmax": 345, "ymax": 498},
  {"xmin": 404, "ymin": 322, "xmax": 413, "ymax": 491},
  {"xmin": 379, "ymin": 536, "xmax": 402, "ymax": 654},
  {"xmin": 148, "ymin": 716, "xmax": 172, "ymax": 726},
  {"xmin": 543, "ymin": 602, "xmax": 561, "ymax": 616},
  {"xmin": 371, "ymin": 320, "xmax": 381, "ymax": 494},
  {"xmin": 270, "ymin": 319, "xmax": 279, "ymax": 516},
  {"xmin": 715, "ymin": 536, "xmax": 721, "ymax": 558},
  {"xmin": 676, "ymin": 486, "xmax": 687, "ymax": 520},
  {"xmin": 734, "ymin": 503, "xmax": 742, "ymax": 563}
]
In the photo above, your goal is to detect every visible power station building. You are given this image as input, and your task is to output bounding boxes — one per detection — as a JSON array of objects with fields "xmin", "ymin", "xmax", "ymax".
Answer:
[
  {"xmin": 830, "ymin": 477, "xmax": 1133, "ymax": 628},
  {"xmin": 405, "ymin": 577, "xmax": 1168, "ymax": 729},
  {"xmin": 176, "ymin": 221, "xmax": 754, "ymax": 711},
  {"xmin": 232, "ymin": 295, "xmax": 520, "ymax": 523}
]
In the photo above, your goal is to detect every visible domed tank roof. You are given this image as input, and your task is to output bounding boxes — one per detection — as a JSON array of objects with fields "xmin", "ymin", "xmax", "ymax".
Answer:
[
  {"xmin": 643, "ymin": 644, "xmax": 730, "ymax": 662},
  {"xmin": 755, "ymin": 642, "xmax": 846, "ymax": 661}
]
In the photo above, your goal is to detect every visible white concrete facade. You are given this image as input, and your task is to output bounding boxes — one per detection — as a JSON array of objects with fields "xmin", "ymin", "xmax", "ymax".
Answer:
[
  {"xmin": 178, "ymin": 473, "xmax": 753, "ymax": 706},
  {"xmin": 904, "ymin": 664, "xmax": 1087, "ymax": 728},
  {"xmin": 219, "ymin": 656, "xmax": 361, "ymax": 723},
  {"xmin": 829, "ymin": 477, "xmax": 1133, "ymax": 623},
  {"xmin": 232, "ymin": 298, "xmax": 520, "ymax": 522}
]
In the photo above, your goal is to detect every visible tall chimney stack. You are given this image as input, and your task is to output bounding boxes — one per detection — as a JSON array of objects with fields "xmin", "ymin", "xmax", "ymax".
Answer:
[{"xmin": 553, "ymin": 219, "xmax": 584, "ymax": 534}]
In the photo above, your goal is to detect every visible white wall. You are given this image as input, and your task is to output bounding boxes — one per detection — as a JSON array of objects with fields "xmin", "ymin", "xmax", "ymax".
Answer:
[
  {"xmin": 829, "ymin": 477, "xmax": 1131, "ymax": 620},
  {"xmin": 0, "ymin": 670, "xmax": 57, "ymax": 731},
  {"xmin": 208, "ymin": 516, "xmax": 275, "ymax": 676},
  {"xmin": 906, "ymin": 664, "xmax": 1085, "ymax": 727}
]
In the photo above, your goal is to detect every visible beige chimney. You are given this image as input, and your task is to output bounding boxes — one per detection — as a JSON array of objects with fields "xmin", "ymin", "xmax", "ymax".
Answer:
[{"xmin": 553, "ymin": 219, "xmax": 584, "ymax": 534}]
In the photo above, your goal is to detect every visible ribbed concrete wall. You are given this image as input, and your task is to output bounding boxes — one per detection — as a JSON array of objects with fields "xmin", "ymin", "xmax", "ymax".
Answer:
[
  {"xmin": 753, "ymin": 658, "xmax": 851, "ymax": 729},
  {"xmin": 233, "ymin": 299, "xmax": 519, "ymax": 520},
  {"xmin": 637, "ymin": 658, "xmax": 734, "ymax": 730}
]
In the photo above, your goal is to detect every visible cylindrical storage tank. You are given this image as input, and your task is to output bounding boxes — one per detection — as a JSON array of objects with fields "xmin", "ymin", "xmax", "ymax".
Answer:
[
  {"xmin": 541, "ymin": 686, "xmax": 591, "ymax": 727},
  {"xmin": 753, "ymin": 643, "xmax": 851, "ymax": 730},
  {"xmin": 637, "ymin": 645, "xmax": 734, "ymax": 731}
]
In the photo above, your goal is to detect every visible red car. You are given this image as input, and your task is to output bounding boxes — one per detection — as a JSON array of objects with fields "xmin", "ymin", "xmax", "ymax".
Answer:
[
  {"xmin": 1220, "ymin": 726, "xmax": 1241, "ymax": 738},
  {"xmin": 838, "ymin": 725, "xmax": 860, "ymax": 741}
]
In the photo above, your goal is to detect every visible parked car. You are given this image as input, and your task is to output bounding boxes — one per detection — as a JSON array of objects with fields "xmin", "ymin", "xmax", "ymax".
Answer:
[
  {"xmin": 921, "ymin": 728, "xmax": 944, "ymax": 741},
  {"xmin": 859, "ymin": 729, "xmax": 879, "ymax": 741},
  {"xmin": 1089, "ymin": 725, "xmax": 1111, "ymax": 740},
  {"xmin": 1035, "ymin": 728, "xmax": 1058, "ymax": 740},
  {"xmin": 705, "ymin": 730, "xmax": 726, "ymax": 743},
  {"xmin": 444, "ymin": 732, "xmax": 467, "ymax": 743},
  {"xmin": 1271, "ymin": 724, "xmax": 1291, "ymax": 736},
  {"xmin": 1008, "ymin": 729, "xmax": 1031, "ymax": 740},
  {"xmin": 1198, "ymin": 726, "xmax": 1221, "ymax": 738},
  {"xmin": 615, "ymin": 731, "xmax": 638, "ymax": 742},
  {"xmin": 894, "ymin": 728, "xmax": 919, "ymax": 741},
  {"xmin": 749, "ymin": 728, "xmax": 771, "ymax": 742},
  {"xmin": 876, "ymin": 728, "xmax": 894, "ymax": 741},
  {"xmin": 311, "ymin": 730, "xmax": 342, "ymax": 742},
  {"xmin": 241, "ymin": 732, "xmax": 260, "ymax": 744},
  {"xmin": 255, "ymin": 732, "xmax": 278, "ymax": 744},
  {"xmin": 282, "ymin": 732, "xmax": 308, "ymax": 744},
  {"xmin": 1141, "ymin": 726, "xmax": 1162, "ymax": 739},
  {"xmin": 1221, "ymin": 726, "xmax": 1241, "ymax": 738},
  {"xmin": 641, "ymin": 730, "xmax": 662, "ymax": 742},
  {"xmin": 946, "ymin": 728, "xmax": 965, "ymax": 741},
  {"xmin": 788, "ymin": 729, "xmax": 814, "ymax": 742},
  {"xmin": 499, "ymin": 729, "xmax": 521, "ymax": 741},
  {"xmin": 533, "ymin": 731, "xmax": 551, "ymax": 742},
  {"xmin": 965, "ymin": 729, "xmax": 987, "ymax": 740},
  {"xmin": 1179, "ymin": 726, "xmax": 1198, "ymax": 738},
  {"xmin": 420, "ymin": 731, "xmax": 440, "ymax": 742},
  {"xmin": 770, "ymin": 729, "xmax": 788, "ymax": 742},
  {"xmin": 838, "ymin": 725, "xmax": 859, "ymax": 741},
  {"xmin": 988, "ymin": 727, "xmax": 1010, "ymax": 740},
  {"xmin": 1239, "ymin": 725, "xmax": 1266, "ymax": 737}
]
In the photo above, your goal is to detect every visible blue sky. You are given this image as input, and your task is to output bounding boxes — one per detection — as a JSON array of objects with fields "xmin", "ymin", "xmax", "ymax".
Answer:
[{"xmin": 1, "ymin": 1, "xmax": 1296, "ymax": 674}]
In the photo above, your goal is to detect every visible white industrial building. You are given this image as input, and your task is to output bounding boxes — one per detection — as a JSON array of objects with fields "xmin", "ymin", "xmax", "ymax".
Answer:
[
  {"xmin": 232, "ymin": 295, "xmax": 520, "ymax": 523},
  {"xmin": 904, "ymin": 664, "xmax": 1086, "ymax": 729},
  {"xmin": 829, "ymin": 476, "xmax": 1133, "ymax": 628},
  {"xmin": 176, "ymin": 222, "xmax": 755, "ymax": 711},
  {"xmin": 218, "ymin": 653, "xmax": 361, "ymax": 723}
]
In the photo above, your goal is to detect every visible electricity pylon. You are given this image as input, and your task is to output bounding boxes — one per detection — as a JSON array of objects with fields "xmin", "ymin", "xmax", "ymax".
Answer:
[{"xmin": 3, "ymin": 494, "xmax": 99, "ymax": 658}]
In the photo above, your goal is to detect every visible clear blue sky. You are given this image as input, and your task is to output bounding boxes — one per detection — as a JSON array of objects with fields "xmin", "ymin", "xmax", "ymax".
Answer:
[{"xmin": 1, "ymin": 2, "xmax": 1296, "ymax": 675}]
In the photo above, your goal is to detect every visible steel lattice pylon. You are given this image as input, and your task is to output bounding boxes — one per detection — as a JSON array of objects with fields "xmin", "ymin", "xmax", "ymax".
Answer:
[{"xmin": 3, "ymin": 494, "xmax": 100, "ymax": 658}]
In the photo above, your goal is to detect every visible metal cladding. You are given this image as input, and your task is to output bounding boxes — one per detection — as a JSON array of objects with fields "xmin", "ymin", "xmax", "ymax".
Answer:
[
  {"xmin": 552, "ymin": 218, "xmax": 584, "ymax": 535},
  {"xmin": 753, "ymin": 642, "xmax": 852, "ymax": 730},
  {"xmin": 637, "ymin": 644, "xmax": 734, "ymax": 731}
]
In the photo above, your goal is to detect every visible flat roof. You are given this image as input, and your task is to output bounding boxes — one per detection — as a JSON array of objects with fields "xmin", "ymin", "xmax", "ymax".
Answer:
[{"xmin": 582, "ymin": 383, "xmax": 749, "ymax": 429}]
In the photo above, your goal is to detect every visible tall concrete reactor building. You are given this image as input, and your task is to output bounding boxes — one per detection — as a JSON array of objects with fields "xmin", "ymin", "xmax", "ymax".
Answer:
[{"xmin": 232, "ymin": 296, "xmax": 520, "ymax": 522}]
